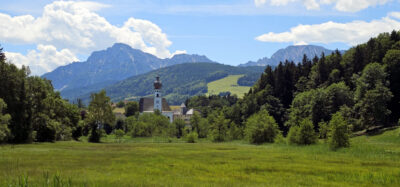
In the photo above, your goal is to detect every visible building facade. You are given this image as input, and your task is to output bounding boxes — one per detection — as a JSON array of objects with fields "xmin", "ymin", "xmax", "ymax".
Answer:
[{"xmin": 139, "ymin": 76, "xmax": 174, "ymax": 122}]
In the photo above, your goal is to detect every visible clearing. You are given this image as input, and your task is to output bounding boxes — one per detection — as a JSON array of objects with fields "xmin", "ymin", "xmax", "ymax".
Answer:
[{"xmin": 207, "ymin": 75, "xmax": 251, "ymax": 98}]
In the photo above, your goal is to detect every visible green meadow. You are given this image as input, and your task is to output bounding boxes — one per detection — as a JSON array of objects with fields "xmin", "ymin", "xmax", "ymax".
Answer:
[
  {"xmin": 1, "ymin": 128, "xmax": 400, "ymax": 186},
  {"xmin": 207, "ymin": 75, "xmax": 251, "ymax": 98}
]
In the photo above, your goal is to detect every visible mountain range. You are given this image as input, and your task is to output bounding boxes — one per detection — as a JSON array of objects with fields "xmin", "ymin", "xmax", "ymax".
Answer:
[
  {"xmin": 239, "ymin": 45, "xmax": 346, "ymax": 67},
  {"xmin": 42, "ymin": 43, "xmax": 346, "ymax": 104},
  {"xmin": 42, "ymin": 43, "xmax": 214, "ymax": 94}
]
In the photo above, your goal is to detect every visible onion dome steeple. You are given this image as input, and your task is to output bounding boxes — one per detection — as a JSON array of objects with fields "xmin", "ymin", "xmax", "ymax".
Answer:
[{"xmin": 154, "ymin": 76, "xmax": 162, "ymax": 90}]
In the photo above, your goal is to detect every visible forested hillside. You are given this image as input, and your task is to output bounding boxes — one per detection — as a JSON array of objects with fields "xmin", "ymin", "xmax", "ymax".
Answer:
[
  {"xmin": 222, "ymin": 30, "xmax": 400, "ymax": 135},
  {"xmin": 100, "ymin": 63, "xmax": 264, "ymax": 104}
]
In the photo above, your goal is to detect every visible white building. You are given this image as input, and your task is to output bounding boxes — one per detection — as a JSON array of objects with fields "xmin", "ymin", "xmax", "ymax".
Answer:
[{"xmin": 138, "ymin": 76, "xmax": 174, "ymax": 122}]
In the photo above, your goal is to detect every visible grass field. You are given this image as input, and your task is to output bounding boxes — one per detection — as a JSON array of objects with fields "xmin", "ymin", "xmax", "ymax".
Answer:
[
  {"xmin": 207, "ymin": 75, "xmax": 251, "ymax": 98},
  {"xmin": 1, "ymin": 128, "xmax": 399, "ymax": 186},
  {"xmin": 112, "ymin": 107, "xmax": 125, "ymax": 114}
]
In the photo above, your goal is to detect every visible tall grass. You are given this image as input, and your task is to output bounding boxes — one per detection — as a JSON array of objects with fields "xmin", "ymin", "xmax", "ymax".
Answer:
[{"xmin": 0, "ymin": 128, "xmax": 399, "ymax": 186}]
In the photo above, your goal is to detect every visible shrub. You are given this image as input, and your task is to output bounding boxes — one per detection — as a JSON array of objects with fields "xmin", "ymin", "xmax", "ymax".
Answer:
[
  {"xmin": 287, "ymin": 126, "xmax": 300, "ymax": 145},
  {"xmin": 130, "ymin": 121, "xmax": 150, "ymax": 137},
  {"xmin": 88, "ymin": 124, "xmax": 102, "ymax": 143},
  {"xmin": 288, "ymin": 118, "xmax": 317, "ymax": 145},
  {"xmin": 274, "ymin": 133, "xmax": 286, "ymax": 144},
  {"xmin": 173, "ymin": 119, "xmax": 185, "ymax": 138},
  {"xmin": 114, "ymin": 129, "xmax": 125, "ymax": 143},
  {"xmin": 319, "ymin": 121, "xmax": 329, "ymax": 139},
  {"xmin": 186, "ymin": 132, "xmax": 198, "ymax": 143},
  {"xmin": 228, "ymin": 122, "xmax": 244, "ymax": 140},
  {"xmin": 329, "ymin": 112, "xmax": 350, "ymax": 150},
  {"xmin": 298, "ymin": 119, "xmax": 318, "ymax": 145},
  {"xmin": 245, "ymin": 110, "xmax": 280, "ymax": 144}
]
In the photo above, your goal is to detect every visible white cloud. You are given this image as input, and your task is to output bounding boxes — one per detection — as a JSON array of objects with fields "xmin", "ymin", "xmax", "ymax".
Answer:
[
  {"xmin": 0, "ymin": 1, "xmax": 183, "ymax": 75},
  {"xmin": 254, "ymin": 0, "xmax": 393, "ymax": 12},
  {"xmin": 255, "ymin": 0, "xmax": 268, "ymax": 7},
  {"xmin": 294, "ymin": 41, "xmax": 309, "ymax": 45},
  {"xmin": 389, "ymin": 11, "xmax": 400, "ymax": 19},
  {"xmin": 5, "ymin": 45, "xmax": 78, "ymax": 76},
  {"xmin": 171, "ymin": 50, "xmax": 187, "ymax": 57},
  {"xmin": 256, "ymin": 12, "xmax": 400, "ymax": 46}
]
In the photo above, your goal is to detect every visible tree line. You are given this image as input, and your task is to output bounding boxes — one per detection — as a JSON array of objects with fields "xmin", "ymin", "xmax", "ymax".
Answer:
[{"xmin": 183, "ymin": 30, "xmax": 400, "ymax": 149}]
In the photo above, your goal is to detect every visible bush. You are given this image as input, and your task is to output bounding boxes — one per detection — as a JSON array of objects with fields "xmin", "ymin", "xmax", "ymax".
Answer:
[
  {"xmin": 328, "ymin": 112, "xmax": 350, "ymax": 150},
  {"xmin": 114, "ymin": 129, "xmax": 125, "ymax": 143},
  {"xmin": 288, "ymin": 118, "xmax": 317, "ymax": 145},
  {"xmin": 186, "ymin": 132, "xmax": 198, "ymax": 143},
  {"xmin": 319, "ymin": 121, "xmax": 329, "ymax": 139},
  {"xmin": 287, "ymin": 126, "xmax": 300, "ymax": 145},
  {"xmin": 88, "ymin": 125, "xmax": 102, "ymax": 143},
  {"xmin": 173, "ymin": 119, "xmax": 185, "ymax": 138},
  {"xmin": 130, "ymin": 121, "xmax": 150, "ymax": 137},
  {"xmin": 228, "ymin": 122, "xmax": 244, "ymax": 140},
  {"xmin": 274, "ymin": 133, "xmax": 286, "ymax": 144},
  {"xmin": 245, "ymin": 110, "xmax": 280, "ymax": 144}
]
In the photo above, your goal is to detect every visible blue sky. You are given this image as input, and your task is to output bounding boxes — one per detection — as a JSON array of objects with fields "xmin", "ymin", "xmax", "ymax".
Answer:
[{"xmin": 1, "ymin": 0, "xmax": 400, "ymax": 75}]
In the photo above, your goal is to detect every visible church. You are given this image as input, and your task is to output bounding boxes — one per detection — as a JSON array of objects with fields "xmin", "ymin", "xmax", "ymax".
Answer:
[{"xmin": 138, "ymin": 76, "xmax": 174, "ymax": 122}]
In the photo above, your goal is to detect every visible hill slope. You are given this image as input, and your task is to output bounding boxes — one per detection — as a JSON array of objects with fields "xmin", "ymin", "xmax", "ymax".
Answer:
[
  {"xmin": 240, "ymin": 45, "xmax": 345, "ymax": 67},
  {"xmin": 77, "ymin": 63, "xmax": 263, "ymax": 104},
  {"xmin": 207, "ymin": 75, "xmax": 251, "ymax": 98},
  {"xmin": 42, "ymin": 43, "xmax": 214, "ymax": 100}
]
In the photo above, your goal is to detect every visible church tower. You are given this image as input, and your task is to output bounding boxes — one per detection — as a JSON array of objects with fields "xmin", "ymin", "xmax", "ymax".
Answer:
[{"xmin": 154, "ymin": 76, "xmax": 162, "ymax": 112}]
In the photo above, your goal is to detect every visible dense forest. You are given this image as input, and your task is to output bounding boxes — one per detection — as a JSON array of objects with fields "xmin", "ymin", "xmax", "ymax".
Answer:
[
  {"xmin": 185, "ymin": 30, "xmax": 400, "ymax": 147},
  {"xmin": 1, "ymin": 30, "xmax": 399, "ymax": 148}
]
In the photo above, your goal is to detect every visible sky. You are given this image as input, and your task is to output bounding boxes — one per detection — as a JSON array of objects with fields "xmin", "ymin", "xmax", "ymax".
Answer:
[{"xmin": 1, "ymin": 0, "xmax": 400, "ymax": 75}]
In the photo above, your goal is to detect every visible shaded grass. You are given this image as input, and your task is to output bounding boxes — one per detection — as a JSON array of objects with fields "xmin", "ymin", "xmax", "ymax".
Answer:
[
  {"xmin": 0, "ymin": 128, "xmax": 399, "ymax": 186},
  {"xmin": 207, "ymin": 75, "xmax": 250, "ymax": 98}
]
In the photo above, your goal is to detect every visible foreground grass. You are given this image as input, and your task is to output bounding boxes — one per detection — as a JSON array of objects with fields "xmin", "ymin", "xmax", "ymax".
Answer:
[
  {"xmin": 207, "ymin": 75, "xmax": 250, "ymax": 98},
  {"xmin": 0, "ymin": 129, "xmax": 399, "ymax": 186}
]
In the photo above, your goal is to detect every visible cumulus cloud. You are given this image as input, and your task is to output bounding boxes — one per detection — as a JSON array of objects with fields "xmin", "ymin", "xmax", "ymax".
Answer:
[
  {"xmin": 254, "ymin": 0, "xmax": 392, "ymax": 12},
  {"xmin": 0, "ymin": 1, "xmax": 182, "ymax": 75},
  {"xmin": 256, "ymin": 12, "xmax": 400, "ymax": 46},
  {"xmin": 5, "ymin": 45, "xmax": 78, "ymax": 76}
]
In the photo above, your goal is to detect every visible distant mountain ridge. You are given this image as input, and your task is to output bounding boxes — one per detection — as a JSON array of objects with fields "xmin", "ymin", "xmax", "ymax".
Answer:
[
  {"xmin": 240, "ymin": 45, "xmax": 346, "ymax": 67},
  {"xmin": 42, "ymin": 43, "xmax": 214, "ymax": 97}
]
